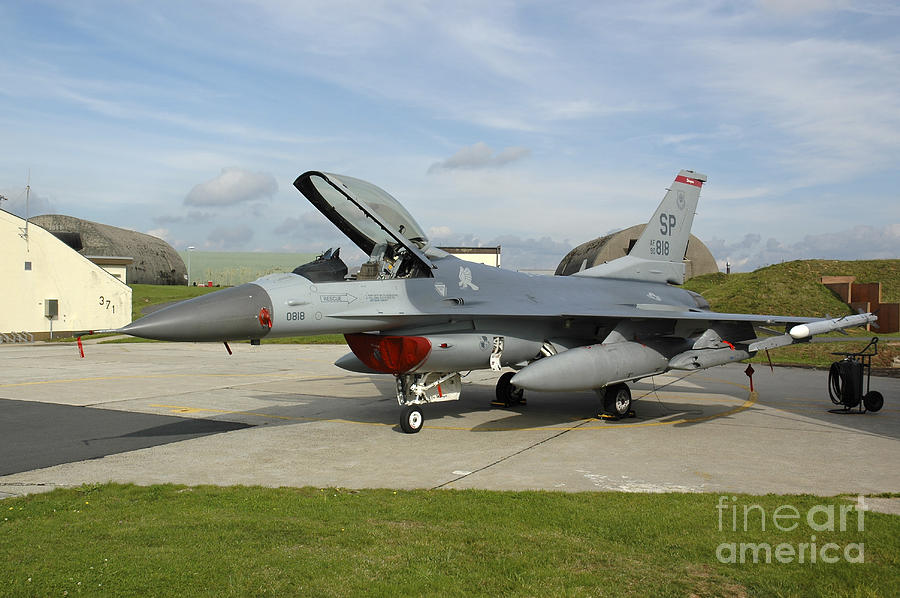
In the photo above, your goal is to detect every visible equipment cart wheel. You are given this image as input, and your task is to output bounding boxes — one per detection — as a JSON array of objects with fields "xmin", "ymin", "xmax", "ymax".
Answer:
[
  {"xmin": 400, "ymin": 405, "xmax": 424, "ymax": 434},
  {"xmin": 602, "ymin": 383, "xmax": 632, "ymax": 420},
  {"xmin": 495, "ymin": 372, "xmax": 525, "ymax": 407},
  {"xmin": 863, "ymin": 391, "xmax": 884, "ymax": 413}
]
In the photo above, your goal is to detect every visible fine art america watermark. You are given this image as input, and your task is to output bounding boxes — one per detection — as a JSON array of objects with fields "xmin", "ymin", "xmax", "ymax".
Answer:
[{"xmin": 715, "ymin": 495, "xmax": 867, "ymax": 564}]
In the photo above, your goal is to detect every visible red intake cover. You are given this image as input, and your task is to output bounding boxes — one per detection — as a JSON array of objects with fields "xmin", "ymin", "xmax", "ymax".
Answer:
[{"xmin": 344, "ymin": 333, "xmax": 432, "ymax": 374}]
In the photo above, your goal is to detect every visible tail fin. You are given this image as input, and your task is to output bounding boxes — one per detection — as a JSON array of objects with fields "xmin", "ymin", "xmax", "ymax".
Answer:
[
  {"xmin": 629, "ymin": 170, "xmax": 705, "ymax": 262},
  {"xmin": 573, "ymin": 169, "xmax": 706, "ymax": 284}
]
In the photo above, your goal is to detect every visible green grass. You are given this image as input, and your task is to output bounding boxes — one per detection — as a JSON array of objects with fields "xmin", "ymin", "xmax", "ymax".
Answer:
[
  {"xmin": 130, "ymin": 284, "xmax": 221, "ymax": 319},
  {"xmin": 256, "ymin": 334, "xmax": 346, "ymax": 344},
  {"xmin": 98, "ymin": 334, "xmax": 346, "ymax": 345},
  {"xmin": 177, "ymin": 250, "xmax": 317, "ymax": 287},
  {"xmin": 1, "ymin": 485, "xmax": 897, "ymax": 597}
]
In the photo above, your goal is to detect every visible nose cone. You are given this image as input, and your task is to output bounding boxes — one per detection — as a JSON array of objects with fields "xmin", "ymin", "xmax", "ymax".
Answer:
[{"xmin": 122, "ymin": 283, "xmax": 274, "ymax": 342}]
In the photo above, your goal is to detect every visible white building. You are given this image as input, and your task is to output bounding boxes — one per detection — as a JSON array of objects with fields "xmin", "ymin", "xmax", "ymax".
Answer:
[
  {"xmin": 1, "ymin": 209, "xmax": 132, "ymax": 339},
  {"xmin": 85, "ymin": 256, "xmax": 134, "ymax": 283},
  {"xmin": 438, "ymin": 246, "xmax": 501, "ymax": 268}
]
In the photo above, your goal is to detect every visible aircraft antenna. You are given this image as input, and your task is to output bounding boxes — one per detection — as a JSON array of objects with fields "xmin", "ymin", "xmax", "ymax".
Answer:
[
  {"xmin": 15, "ymin": 169, "xmax": 32, "ymax": 242},
  {"xmin": 24, "ymin": 169, "xmax": 30, "ymax": 240}
]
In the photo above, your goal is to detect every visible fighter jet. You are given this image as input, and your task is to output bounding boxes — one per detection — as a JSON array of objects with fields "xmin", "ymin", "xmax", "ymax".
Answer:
[{"xmin": 120, "ymin": 170, "xmax": 876, "ymax": 432}]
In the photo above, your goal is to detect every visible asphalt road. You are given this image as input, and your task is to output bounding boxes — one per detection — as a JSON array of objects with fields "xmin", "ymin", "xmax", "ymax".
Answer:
[{"xmin": 1, "ymin": 342, "xmax": 897, "ymax": 499}]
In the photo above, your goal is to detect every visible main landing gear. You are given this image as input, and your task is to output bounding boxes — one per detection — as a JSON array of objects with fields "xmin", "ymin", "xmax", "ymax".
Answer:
[
  {"xmin": 493, "ymin": 371, "xmax": 526, "ymax": 408},
  {"xmin": 597, "ymin": 383, "xmax": 634, "ymax": 420}
]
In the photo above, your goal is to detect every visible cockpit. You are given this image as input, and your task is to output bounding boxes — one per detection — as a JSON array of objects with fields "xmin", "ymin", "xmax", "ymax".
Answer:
[{"xmin": 293, "ymin": 171, "xmax": 439, "ymax": 281}]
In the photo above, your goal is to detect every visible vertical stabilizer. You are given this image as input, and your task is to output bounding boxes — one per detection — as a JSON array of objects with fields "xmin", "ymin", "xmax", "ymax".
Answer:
[
  {"xmin": 628, "ymin": 169, "xmax": 705, "ymax": 262},
  {"xmin": 573, "ymin": 170, "xmax": 706, "ymax": 284}
]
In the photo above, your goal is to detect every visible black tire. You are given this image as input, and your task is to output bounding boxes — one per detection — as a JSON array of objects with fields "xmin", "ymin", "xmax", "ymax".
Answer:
[
  {"xmin": 495, "ymin": 371, "xmax": 525, "ymax": 407},
  {"xmin": 863, "ymin": 391, "xmax": 884, "ymax": 413},
  {"xmin": 602, "ymin": 384, "xmax": 632, "ymax": 420},
  {"xmin": 400, "ymin": 405, "xmax": 424, "ymax": 434}
]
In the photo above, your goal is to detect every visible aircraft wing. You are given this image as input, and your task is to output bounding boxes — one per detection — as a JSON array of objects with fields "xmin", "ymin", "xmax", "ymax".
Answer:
[
  {"xmin": 326, "ymin": 302, "xmax": 874, "ymax": 341},
  {"xmin": 328, "ymin": 303, "xmax": 821, "ymax": 326}
]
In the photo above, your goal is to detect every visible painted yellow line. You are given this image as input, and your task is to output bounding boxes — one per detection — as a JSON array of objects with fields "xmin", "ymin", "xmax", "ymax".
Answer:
[
  {"xmin": 632, "ymin": 392, "xmax": 742, "ymax": 402},
  {"xmin": 150, "ymin": 390, "xmax": 758, "ymax": 432},
  {"xmin": 150, "ymin": 404, "xmax": 392, "ymax": 428},
  {"xmin": 765, "ymin": 405, "xmax": 900, "ymax": 414}
]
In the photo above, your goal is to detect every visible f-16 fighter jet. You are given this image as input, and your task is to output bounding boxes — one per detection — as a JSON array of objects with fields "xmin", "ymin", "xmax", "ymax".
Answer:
[{"xmin": 120, "ymin": 170, "xmax": 876, "ymax": 432}]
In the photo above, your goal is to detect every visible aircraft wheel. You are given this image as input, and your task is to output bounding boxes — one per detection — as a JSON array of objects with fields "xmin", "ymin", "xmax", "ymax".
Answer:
[
  {"xmin": 863, "ymin": 391, "xmax": 884, "ymax": 413},
  {"xmin": 400, "ymin": 405, "xmax": 424, "ymax": 434},
  {"xmin": 602, "ymin": 383, "xmax": 632, "ymax": 420},
  {"xmin": 495, "ymin": 372, "xmax": 525, "ymax": 407}
]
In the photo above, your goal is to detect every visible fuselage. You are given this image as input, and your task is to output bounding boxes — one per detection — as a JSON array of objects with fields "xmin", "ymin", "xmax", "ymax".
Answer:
[
  {"xmin": 258, "ymin": 254, "xmax": 704, "ymax": 338},
  {"xmin": 121, "ymin": 253, "xmax": 708, "ymax": 358}
]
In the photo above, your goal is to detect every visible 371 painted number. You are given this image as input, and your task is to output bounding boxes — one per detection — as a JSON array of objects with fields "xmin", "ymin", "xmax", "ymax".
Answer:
[{"xmin": 98, "ymin": 296, "xmax": 115, "ymax": 313}]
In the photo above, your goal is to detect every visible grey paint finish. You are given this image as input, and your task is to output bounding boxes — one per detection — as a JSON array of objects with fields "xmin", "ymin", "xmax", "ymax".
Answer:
[{"xmin": 121, "ymin": 283, "xmax": 273, "ymax": 342}]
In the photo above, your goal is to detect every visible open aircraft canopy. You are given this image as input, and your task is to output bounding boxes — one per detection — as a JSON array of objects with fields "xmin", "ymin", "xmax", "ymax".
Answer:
[{"xmin": 294, "ymin": 171, "xmax": 431, "ymax": 262}]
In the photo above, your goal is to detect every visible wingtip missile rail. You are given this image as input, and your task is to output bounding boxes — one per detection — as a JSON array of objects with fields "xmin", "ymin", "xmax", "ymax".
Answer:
[{"xmin": 789, "ymin": 313, "xmax": 877, "ymax": 340}]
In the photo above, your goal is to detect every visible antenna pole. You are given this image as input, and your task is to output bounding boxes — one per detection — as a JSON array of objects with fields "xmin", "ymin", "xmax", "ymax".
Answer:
[{"xmin": 24, "ymin": 169, "xmax": 30, "ymax": 239}]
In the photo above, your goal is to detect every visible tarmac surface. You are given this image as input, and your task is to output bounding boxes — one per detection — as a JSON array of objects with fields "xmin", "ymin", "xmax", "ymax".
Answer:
[{"xmin": 1, "ymin": 341, "xmax": 898, "ymax": 500}]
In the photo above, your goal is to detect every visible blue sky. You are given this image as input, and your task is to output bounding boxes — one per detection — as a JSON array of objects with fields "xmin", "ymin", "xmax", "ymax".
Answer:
[{"xmin": 1, "ymin": 0, "xmax": 898, "ymax": 271}]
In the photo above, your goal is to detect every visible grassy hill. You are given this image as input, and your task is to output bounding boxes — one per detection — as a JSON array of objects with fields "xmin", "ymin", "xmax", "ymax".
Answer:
[{"xmin": 683, "ymin": 259, "xmax": 899, "ymax": 317}]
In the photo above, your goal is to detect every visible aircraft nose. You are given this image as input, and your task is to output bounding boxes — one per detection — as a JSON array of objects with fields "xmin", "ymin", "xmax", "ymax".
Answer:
[{"xmin": 121, "ymin": 283, "xmax": 274, "ymax": 342}]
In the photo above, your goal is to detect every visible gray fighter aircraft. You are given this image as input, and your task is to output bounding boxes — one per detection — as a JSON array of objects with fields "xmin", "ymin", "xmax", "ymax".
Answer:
[{"xmin": 120, "ymin": 170, "xmax": 876, "ymax": 432}]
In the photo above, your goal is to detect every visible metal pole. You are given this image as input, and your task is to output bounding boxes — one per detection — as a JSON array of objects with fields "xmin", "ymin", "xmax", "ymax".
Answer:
[{"xmin": 187, "ymin": 246, "xmax": 195, "ymax": 286}]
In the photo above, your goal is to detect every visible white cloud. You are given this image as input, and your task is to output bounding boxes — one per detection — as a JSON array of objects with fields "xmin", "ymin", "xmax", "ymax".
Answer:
[
  {"xmin": 273, "ymin": 211, "xmax": 338, "ymax": 242},
  {"xmin": 428, "ymin": 142, "xmax": 530, "ymax": 173},
  {"xmin": 205, "ymin": 225, "xmax": 255, "ymax": 249},
  {"xmin": 152, "ymin": 214, "xmax": 182, "ymax": 225},
  {"xmin": 706, "ymin": 224, "xmax": 900, "ymax": 271},
  {"xmin": 184, "ymin": 167, "xmax": 278, "ymax": 206},
  {"xmin": 0, "ymin": 187, "xmax": 55, "ymax": 218},
  {"xmin": 695, "ymin": 37, "xmax": 900, "ymax": 184},
  {"xmin": 759, "ymin": 0, "xmax": 849, "ymax": 15},
  {"xmin": 145, "ymin": 227, "xmax": 170, "ymax": 241},
  {"xmin": 428, "ymin": 225, "xmax": 453, "ymax": 239}
]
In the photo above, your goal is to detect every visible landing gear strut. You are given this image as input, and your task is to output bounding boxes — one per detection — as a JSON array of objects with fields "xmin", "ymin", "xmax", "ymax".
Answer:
[
  {"xmin": 395, "ymin": 372, "xmax": 462, "ymax": 433},
  {"xmin": 493, "ymin": 371, "xmax": 525, "ymax": 407},
  {"xmin": 599, "ymin": 383, "xmax": 633, "ymax": 420}
]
